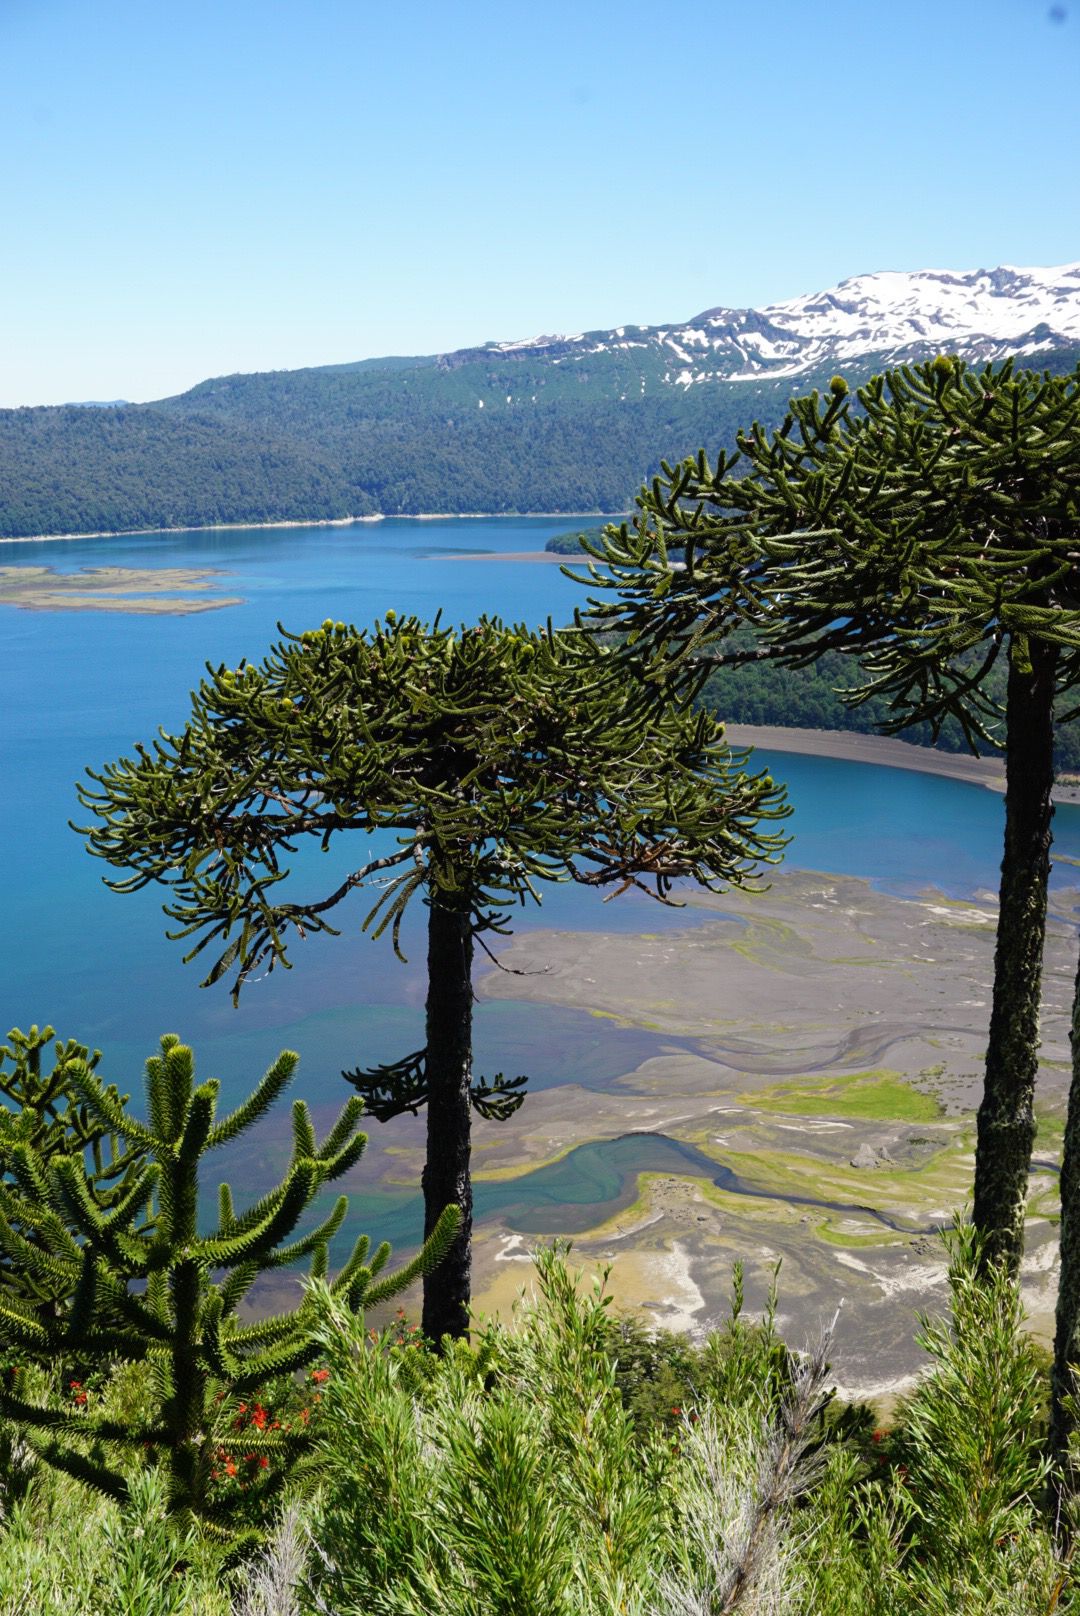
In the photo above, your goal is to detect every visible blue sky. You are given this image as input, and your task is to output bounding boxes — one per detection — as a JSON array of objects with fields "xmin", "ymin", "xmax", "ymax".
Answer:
[{"xmin": 1, "ymin": 0, "xmax": 1077, "ymax": 405}]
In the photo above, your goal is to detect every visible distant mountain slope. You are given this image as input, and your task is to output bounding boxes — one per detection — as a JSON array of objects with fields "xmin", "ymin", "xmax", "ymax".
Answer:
[{"xmin": 2, "ymin": 263, "xmax": 1078, "ymax": 539}]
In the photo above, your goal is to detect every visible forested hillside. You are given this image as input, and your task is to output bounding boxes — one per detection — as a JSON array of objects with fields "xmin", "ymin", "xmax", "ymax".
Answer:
[
  {"xmin": 5, "ymin": 337, "xmax": 1077, "ymax": 539},
  {"xmin": 0, "ymin": 352, "xmax": 788, "ymax": 537}
]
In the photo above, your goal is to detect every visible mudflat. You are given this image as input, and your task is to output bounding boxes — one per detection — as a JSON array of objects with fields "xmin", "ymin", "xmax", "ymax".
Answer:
[{"xmin": 466, "ymin": 870, "xmax": 1076, "ymax": 1396}]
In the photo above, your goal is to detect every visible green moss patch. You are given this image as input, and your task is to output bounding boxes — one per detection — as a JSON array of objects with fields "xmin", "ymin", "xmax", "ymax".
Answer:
[{"xmin": 745, "ymin": 1068, "xmax": 942, "ymax": 1123}]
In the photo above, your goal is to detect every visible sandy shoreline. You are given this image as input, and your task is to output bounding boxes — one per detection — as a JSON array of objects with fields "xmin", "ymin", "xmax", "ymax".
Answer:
[
  {"xmin": 467, "ymin": 870, "xmax": 1077, "ymax": 1388},
  {"xmin": 725, "ymin": 724, "xmax": 1007, "ymax": 792},
  {"xmin": 726, "ymin": 722, "xmax": 1080, "ymax": 805},
  {"xmin": 441, "ymin": 549, "xmax": 571, "ymax": 564}
]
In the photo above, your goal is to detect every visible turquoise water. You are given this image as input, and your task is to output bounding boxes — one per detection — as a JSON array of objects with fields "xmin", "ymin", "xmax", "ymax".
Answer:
[
  {"xmin": 339, "ymin": 1131, "xmax": 935, "ymax": 1257},
  {"xmin": 4, "ymin": 517, "xmax": 1080, "ymax": 1248}
]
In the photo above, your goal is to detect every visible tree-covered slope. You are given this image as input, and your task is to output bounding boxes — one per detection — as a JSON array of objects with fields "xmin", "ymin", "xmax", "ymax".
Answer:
[
  {"xmin": 0, "ymin": 403, "xmax": 364, "ymax": 536},
  {"xmin": 1, "ymin": 296, "xmax": 1076, "ymax": 539}
]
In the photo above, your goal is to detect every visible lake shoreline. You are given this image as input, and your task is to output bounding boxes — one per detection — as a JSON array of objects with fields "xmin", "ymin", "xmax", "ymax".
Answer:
[
  {"xmin": 725, "ymin": 723, "xmax": 1080, "ymax": 806},
  {"xmin": 0, "ymin": 511, "xmax": 629, "ymax": 546}
]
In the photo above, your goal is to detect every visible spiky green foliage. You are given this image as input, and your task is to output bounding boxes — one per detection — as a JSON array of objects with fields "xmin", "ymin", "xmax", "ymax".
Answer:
[
  {"xmin": 0, "ymin": 1464, "xmax": 234, "ymax": 1616},
  {"xmin": 0, "ymin": 1238, "xmax": 1072, "ymax": 1613},
  {"xmin": 301, "ymin": 1237, "xmax": 1073, "ymax": 1616},
  {"xmin": 800, "ymin": 1225, "xmax": 1063, "ymax": 1616},
  {"xmin": 579, "ymin": 357, "xmax": 1080, "ymax": 1278},
  {"xmin": 0, "ymin": 1417, "xmax": 309, "ymax": 1616},
  {"xmin": 582, "ymin": 357, "xmax": 1080, "ymax": 720},
  {"xmin": 0, "ymin": 1033, "xmax": 459, "ymax": 1539},
  {"xmin": 76, "ymin": 614, "xmax": 788, "ymax": 997},
  {"xmin": 0, "ymin": 1025, "xmax": 151, "ymax": 1324}
]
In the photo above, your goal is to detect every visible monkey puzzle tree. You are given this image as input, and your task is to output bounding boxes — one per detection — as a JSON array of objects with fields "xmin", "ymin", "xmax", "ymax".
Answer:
[
  {"xmin": 0, "ymin": 1024, "xmax": 151, "ymax": 1325},
  {"xmin": 578, "ymin": 356, "xmax": 1080, "ymax": 1275},
  {"xmin": 77, "ymin": 613, "xmax": 788, "ymax": 1341},
  {"xmin": 0, "ymin": 1032, "xmax": 457, "ymax": 1540}
]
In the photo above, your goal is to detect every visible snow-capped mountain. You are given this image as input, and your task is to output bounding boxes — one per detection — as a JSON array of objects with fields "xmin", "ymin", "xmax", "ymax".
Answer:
[
  {"xmin": 6, "ymin": 261, "xmax": 1079, "ymax": 540},
  {"xmin": 476, "ymin": 262, "xmax": 1080, "ymax": 387}
]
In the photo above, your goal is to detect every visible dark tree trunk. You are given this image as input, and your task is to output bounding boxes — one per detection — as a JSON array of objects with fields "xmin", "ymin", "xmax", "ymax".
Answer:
[
  {"xmin": 1050, "ymin": 939, "xmax": 1080, "ymax": 1509},
  {"xmin": 420, "ymin": 898, "xmax": 474, "ymax": 1343},
  {"xmin": 972, "ymin": 637, "xmax": 1058, "ymax": 1274}
]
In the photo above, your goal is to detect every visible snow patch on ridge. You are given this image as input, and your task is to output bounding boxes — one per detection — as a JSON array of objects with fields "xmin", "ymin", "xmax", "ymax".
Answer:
[{"xmin": 473, "ymin": 263, "xmax": 1080, "ymax": 384}]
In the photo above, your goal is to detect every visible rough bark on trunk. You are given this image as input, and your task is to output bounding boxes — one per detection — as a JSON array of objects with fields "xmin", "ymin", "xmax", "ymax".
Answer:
[
  {"xmin": 972, "ymin": 636, "xmax": 1058, "ymax": 1274},
  {"xmin": 420, "ymin": 898, "xmax": 474, "ymax": 1343},
  {"xmin": 1050, "ymin": 940, "xmax": 1080, "ymax": 1508}
]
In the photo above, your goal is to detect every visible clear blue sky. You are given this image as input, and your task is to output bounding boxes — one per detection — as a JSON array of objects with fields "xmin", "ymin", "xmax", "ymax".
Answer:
[{"xmin": 1, "ymin": 0, "xmax": 1077, "ymax": 405}]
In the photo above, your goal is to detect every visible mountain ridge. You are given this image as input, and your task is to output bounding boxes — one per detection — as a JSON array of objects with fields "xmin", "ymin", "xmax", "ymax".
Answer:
[
  {"xmin": 2, "ymin": 262, "xmax": 1077, "ymax": 540},
  {"xmin": 468, "ymin": 260, "xmax": 1080, "ymax": 385}
]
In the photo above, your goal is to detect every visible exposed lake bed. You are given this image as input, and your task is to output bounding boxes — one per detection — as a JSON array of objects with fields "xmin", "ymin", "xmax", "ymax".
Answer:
[{"xmin": 467, "ymin": 870, "xmax": 1074, "ymax": 1392}]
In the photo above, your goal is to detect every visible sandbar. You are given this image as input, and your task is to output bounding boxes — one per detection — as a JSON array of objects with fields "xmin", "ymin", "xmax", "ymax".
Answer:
[
  {"xmin": 0, "ymin": 564, "xmax": 242, "ymax": 614},
  {"xmin": 726, "ymin": 723, "xmax": 1080, "ymax": 806},
  {"xmin": 725, "ymin": 723, "xmax": 1007, "ymax": 788},
  {"xmin": 439, "ymin": 550, "xmax": 573, "ymax": 563}
]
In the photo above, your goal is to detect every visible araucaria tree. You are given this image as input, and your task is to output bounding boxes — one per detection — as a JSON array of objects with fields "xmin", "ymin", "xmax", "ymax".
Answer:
[
  {"xmin": 78, "ymin": 614, "xmax": 787, "ymax": 1341},
  {"xmin": 579, "ymin": 357, "xmax": 1080, "ymax": 1276},
  {"xmin": 0, "ymin": 1033, "xmax": 457, "ymax": 1538},
  {"xmin": 0, "ymin": 1024, "xmax": 150, "ymax": 1325}
]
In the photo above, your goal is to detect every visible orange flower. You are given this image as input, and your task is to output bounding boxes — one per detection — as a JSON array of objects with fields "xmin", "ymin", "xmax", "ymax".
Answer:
[{"xmin": 311, "ymin": 1368, "xmax": 329, "ymax": 1384}]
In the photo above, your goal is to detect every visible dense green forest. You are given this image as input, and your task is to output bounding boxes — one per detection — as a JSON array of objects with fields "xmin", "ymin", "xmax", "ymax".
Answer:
[
  {"xmin": 5, "ymin": 340, "xmax": 1078, "ymax": 539},
  {"xmin": 543, "ymin": 524, "xmax": 608, "ymax": 554}
]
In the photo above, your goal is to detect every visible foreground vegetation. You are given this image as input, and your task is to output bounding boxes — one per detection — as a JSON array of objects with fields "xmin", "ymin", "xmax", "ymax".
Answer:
[{"xmin": 0, "ymin": 1238, "xmax": 1069, "ymax": 1615}]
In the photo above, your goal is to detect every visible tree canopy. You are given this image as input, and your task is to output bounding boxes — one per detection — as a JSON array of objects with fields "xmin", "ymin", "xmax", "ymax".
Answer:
[{"xmin": 77, "ymin": 613, "xmax": 788, "ymax": 996}]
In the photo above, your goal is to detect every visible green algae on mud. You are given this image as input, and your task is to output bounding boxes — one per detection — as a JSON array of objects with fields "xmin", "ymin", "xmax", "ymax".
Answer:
[{"xmin": 745, "ymin": 1068, "xmax": 943, "ymax": 1123}]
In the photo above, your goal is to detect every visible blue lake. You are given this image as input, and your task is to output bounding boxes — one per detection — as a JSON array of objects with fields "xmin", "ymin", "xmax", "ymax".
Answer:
[{"xmin": 4, "ymin": 516, "xmax": 1080, "ymax": 1248}]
